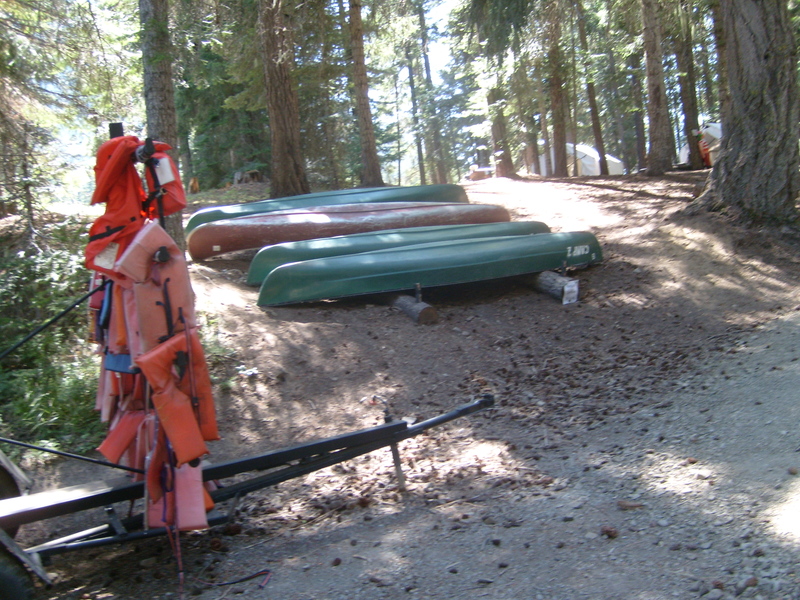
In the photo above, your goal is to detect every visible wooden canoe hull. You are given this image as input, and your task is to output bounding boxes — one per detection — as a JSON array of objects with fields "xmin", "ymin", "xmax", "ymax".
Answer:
[
  {"xmin": 246, "ymin": 221, "xmax": 552, "ymax": 286},
  {"xmin": 187, "ymin": 202, "xmax": 510, "ymax": 261},
  {"xmin": 257, "ymin": 231, "xmax": 602, "ymax": 306},
  {"xmin": 184, "ymin": 183, "xmax": 469, "ymax": 235}
]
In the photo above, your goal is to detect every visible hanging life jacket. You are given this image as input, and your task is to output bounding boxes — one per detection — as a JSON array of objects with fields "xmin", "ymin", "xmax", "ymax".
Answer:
[{"xmin": 143, "ymin": 151, "xmax": 187, "ymax": 220}]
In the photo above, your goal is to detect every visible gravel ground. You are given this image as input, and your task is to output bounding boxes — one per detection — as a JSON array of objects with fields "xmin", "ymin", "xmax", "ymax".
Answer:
[{"xmin": 15, "ymin": 173, "xmax": 800, "ymax": 600}]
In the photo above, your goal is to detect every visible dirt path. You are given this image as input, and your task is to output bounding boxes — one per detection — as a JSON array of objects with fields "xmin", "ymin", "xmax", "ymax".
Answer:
[{"xmin": 29, "ymin": 174, "xmax": 800, "ymax": 599}]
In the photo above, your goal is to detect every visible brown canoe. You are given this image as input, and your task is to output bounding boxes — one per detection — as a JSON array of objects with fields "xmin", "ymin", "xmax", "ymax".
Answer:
[{"xmin": 186, "ymin": 202, "xmax": 511, "ymax": 261}]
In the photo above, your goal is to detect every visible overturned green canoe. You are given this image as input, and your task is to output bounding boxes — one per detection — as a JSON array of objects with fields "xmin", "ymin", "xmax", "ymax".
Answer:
[
  {"xmin": 257, "ymin": 231, "xmax": 602, "ymax": 306},
  {"xmin": 246, "ymin": 221, "xmax": 551, "ymax": 286},
  {"xmin": 185, "ymin": 184, "xmax": 468, "ymax": 235}
]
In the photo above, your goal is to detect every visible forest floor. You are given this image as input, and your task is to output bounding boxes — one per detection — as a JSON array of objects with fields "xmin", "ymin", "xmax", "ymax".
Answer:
[{"xmin": 20, "ymin": 172, "xmax": 800, "ymax": 600}]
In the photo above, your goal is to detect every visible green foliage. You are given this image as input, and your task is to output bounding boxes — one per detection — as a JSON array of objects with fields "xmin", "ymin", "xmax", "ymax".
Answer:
[{"xmin": 0, "ymin": 215, "xmax": 105, "ymax": 454}]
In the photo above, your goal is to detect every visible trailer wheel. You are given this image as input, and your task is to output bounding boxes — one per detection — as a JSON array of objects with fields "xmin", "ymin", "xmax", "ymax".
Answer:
[
  {"xmin": 0, "ymin": 550, "xmax": 34, "ymax": 600},
  {"xmin": 0, "ymin": 466, "xmax": 21, "ymax": 538}
]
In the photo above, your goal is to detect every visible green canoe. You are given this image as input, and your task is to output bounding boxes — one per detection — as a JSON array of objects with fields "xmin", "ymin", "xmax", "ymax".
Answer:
[
  {"xmin": 246, "ymin": 221, "xmax": 551, "ymax": 286},
  {"xmin": 185, "ymin": 184, "xmax": 468, "ymax": 235},
  {"xmin": 257, "ymin": 231, "xmax": 602, "ymax": 306}
]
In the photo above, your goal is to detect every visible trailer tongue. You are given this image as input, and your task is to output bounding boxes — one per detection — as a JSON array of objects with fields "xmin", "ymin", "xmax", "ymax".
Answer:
[{"xmin": 0, "ymin": 395, "xmax": 493, "ymax": 594}]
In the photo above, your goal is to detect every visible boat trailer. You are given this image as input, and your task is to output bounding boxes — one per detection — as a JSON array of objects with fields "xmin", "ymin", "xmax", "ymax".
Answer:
[{"xmin": 0, "ymin": 394, "xmax": 493, "ymax": 598}]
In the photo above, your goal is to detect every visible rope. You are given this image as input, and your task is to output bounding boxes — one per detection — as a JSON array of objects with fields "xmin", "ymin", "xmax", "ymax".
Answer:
[{"xmin": 194, "ymin": 569, "xmax": 272, "ymax": 589}]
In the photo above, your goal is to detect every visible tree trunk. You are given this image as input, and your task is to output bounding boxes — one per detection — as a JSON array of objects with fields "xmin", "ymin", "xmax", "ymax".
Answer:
[
  {"xmin": 604, "ymin": 40, "xmax": 632, "ymax": 171},
  {"xmin": 697, "ymin": 0, "xmax": 800, "ymax": 224},
  {"xmin": 257, "ymin": 0, "xmax": 310, "ymax": 199},
  {"xmin": 21, "ymin": 125, "xmax": 34, "ymax": 233},
  {"xmin": 547, "ymin": 12, "xmax": 568, "ymax": 177},
  {"xmin": 487, "ymin": 87, "xmax": 516, "ymax": 178},
  {"xmin": 416, "ymin": 2, "xmax": 448, "ymax": 184},
  {"xmin": 674, "ymin": 0, "xmax": 704, "ymax": 170},
  {"xmin": 640, "ymin": 0, "xmax": 673, "ymax": 175},
  {"xmin": 576, "ymin": 0, "xmax": 608, "ymax": 175},
  {"xmin": 629, "ymin": 52, "xmax": 648, "ymax": 172},
  {"xmin": 348, "ymin": 0, "xmax": 384, "ymax": 187},
  {"xmin": 708, "ymin": 0, "xmax": 731, "ymax": 125},
  {"xmin": 139, "ymin": 0, "xmax": 185, "ymax": 249},
  {"xmin": 536, "ymin": 70, "xmax": 553, "ymax": 176},
  {"xmin": 405, "ymin": 47, "xmax": 427, "ymax": 185}
]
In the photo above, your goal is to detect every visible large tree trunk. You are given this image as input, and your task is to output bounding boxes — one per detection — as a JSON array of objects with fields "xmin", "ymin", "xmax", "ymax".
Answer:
[
  {"xmin": 576, "ymin": 0, "xmax": 608, "ymax": 175},
  {"xmin": 139, "ymin": 0, "xmax": 184, "ymax": 249},
  {"xmin": 349, "ymin": 0, "xmax": 384, "ymax": 187},
  {"xmin": 536, "ymin": 69, "xmax": 553, "ymax": 176},
  {"xmin": 708, "ymin": 0, "xmax": 731, "ymax": 125},
  {"xmin": 416, "ymin": 2, "xmax": 448, "ymax": 184},
  {"xmin": 640, "ymin": 0, "xmax": 673, "ymax": 175},
  {"xmin": 547, "ymin": 14, "xmax": 568, "ymax": 177},
  {"xmin": 696, "ymin": 0, "xmax": 800, "ymax": 224},
  {"xmin": 674, "ymin": 1, "xmax": 704, "ymax": 170},
  {"xmin": 405, "ymin": 47, "xmax": 427, "ymax": 185},
  {"xmin": 487, "ymin": 87, "xmax": 516, "ymax": 178},
  {"xmin": 629, "ymin": 52, "xmax": 648, "ymax": 172},
  {"xmin": 257, "ymin": 0, "xmax": 310, "ymax": 198}
]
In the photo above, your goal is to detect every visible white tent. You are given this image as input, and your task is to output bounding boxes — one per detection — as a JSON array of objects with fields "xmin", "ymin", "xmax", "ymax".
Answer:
[
  {"xmin": 538, "ymin": 143, "xmax": 625, "ymax": 176},
  {"xmin": 678, "ymin": 123, "xmax": 722, "ymax": 166}
]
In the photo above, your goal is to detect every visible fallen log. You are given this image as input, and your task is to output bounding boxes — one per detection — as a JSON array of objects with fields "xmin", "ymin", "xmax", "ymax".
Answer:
[
  {"xmin": 521, "ymin": 271, "xmax": 579, "ymax": 305},
  {"xmin": 382, "ymin": 294, "xmax": 438, "ymax": 324}
]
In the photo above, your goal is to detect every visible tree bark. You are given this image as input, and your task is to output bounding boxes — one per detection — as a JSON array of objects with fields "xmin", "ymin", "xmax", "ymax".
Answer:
[
  {"xmin": 576, "ymin": 0, "xmax": 608, "ymax": 175},
  {"xmin": 487, "ymin": 87, "xmax": 516, "ymax": 178},
  {"xmin": 348, "ymin": 0, "xmax": 384, "ymax": 187},
  {"xmin": 708, "ymin": 0, "xmax": 731, "ymax": 125},
  {"xmin": 547, "ymin": 13, "xmax": 568, "ymax": 177},
  {"xmin": 536, "ymin": 69, "xmax": 553, "ymax": 176},
  {"xmin": 139, "ymin": 0, "xmax": 185, "ymax": 249},
  {"xmin": 696, "ymin": 0, "xmax": 800, "ymax": 224},
  {"xmin": 674, "ymin": 0, "xmax": 704, "ymax": 170},
  {"xmin": 416, "ymin": 2, "xmax": 448, "ymax": 184},
  {"xmin": 257, "ymin": 0, "xmax": 310, "ymax": 199},
  {"xmin": 629, "ymin": 52, "xmax": 648, "ymax": 172},
  {"xmin": 405, "ymin": 47, "xmax": 427, "ymax": 185},
  {"xmin": 640, "ymin": 0, "xmax": 673, "ymax": 175}
]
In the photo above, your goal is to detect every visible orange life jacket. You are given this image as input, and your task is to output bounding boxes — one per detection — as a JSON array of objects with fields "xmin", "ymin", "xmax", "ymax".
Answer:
[
  {"xmin": 143, "ymin": 152, "xmax": 187, "ymax": 219},
  {"xmin": 134, "ymin": 327, "xmax": 219, "ymax": 443},
  {"xmin": 86, "ymin": 137, "xmax": 186, "ymax": 281}
]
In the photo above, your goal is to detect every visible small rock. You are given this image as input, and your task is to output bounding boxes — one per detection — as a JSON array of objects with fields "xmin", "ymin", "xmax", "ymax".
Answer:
[
  {"xmin": 490, "ymin": 538, "xmax": 502, "ymax": 546},
  {"xmin": 735, "ymin": 577, "xmax": 758, "ymax": 594},
  {"xmin": 477, "ymin": 579, "xmax": 494, "ymax": 585},
  {"xmin": 703, "ymin": 589, "xmax": 724, "ymax": 600},
  {"xmin": 600, "ymin": 526, "xmax": 619, "ymax": 539},
  {"xmin": 331, "ymin": 557, "xmax": 342, "ymax": 567},
  {"xmin": 657, "ymin": 519, "xmax": 671, "ymax": 527},
  {"xmin": 223, "ymin": 522, "xmax": 242, "ymax": 536},
  {"xmin": 789, "ymin": 467, "xmax": 798, "ymax": 476},
  {"xmin": 140, "ymin": 557, "xmax": 158, "ymax": 568},
  {"xmin": 617, "ymin": 500, "xmax": 644, "ymax": 510},
  {"xmin": 498, "ymin": 562, "xmax": 509, "ymax": 569}
]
